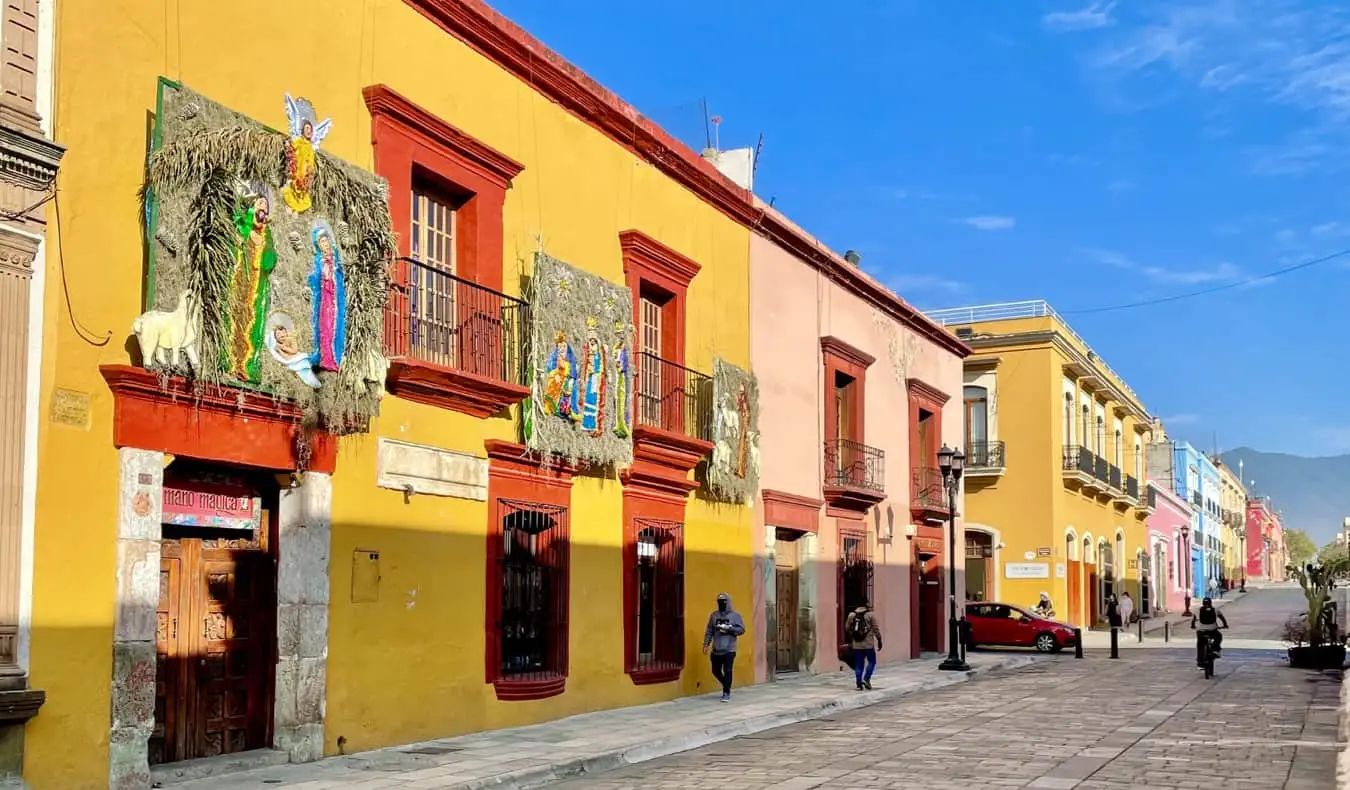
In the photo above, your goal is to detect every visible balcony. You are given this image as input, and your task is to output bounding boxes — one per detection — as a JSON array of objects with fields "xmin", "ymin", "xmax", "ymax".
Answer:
[
  {"xmin": 964, "ymin": 440, "xmax": 1006, "ymax": 478},
  {"xmin": 383, "ymin": 257, "xmax": 531, "ymax": 418},
  {"xmin": 1107, "ymin": 464, "xmax": 1122, "ymax": 492},
  {"xmin": 822, "ymin": 439, "xmax": 886, "ymax": 514},
  {"xmin": 1143, "ymin": 485, "xmax": 1158, "ymax": 513},
  {"xmin": 1114, "ymin": 474, "xmax": 1140, "ymax": 507},
  {"xmin": 1061, "ymin": 445, "xmax": 1101, "ymax": 493},
  {"xmin": 910, "ymin": 466, "xmax": 952, "ymax": 525},
  {"xmin": 624, "ymin": 352, "xmax": 715, "ymax": 495},
  {"xmin": 1191, "ymin": 491, "xmax": 1203, "ymax": 508}
]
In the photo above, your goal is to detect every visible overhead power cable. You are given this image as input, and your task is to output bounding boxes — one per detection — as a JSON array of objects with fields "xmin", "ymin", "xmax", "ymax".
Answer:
[{"xmin": 1062, "ymin": 247, "xmax": 1350, "ymax": 315}]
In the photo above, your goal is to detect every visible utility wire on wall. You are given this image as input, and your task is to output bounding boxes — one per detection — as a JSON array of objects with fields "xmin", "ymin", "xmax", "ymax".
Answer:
[{"xmin": 1063, "ymin": 247, "xmax": 1350, "ymax": 315}]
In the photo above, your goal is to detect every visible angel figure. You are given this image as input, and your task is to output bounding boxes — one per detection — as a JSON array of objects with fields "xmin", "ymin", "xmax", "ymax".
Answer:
[{"xmin": 282, "ymin": 93, "xmax": 332, "ymax": 214}]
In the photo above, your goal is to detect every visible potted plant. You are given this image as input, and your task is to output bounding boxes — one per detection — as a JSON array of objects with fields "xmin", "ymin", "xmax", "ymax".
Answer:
[{"xmin": 1285, "ymin": 557, "xmax": 1349, "ymax": 670}]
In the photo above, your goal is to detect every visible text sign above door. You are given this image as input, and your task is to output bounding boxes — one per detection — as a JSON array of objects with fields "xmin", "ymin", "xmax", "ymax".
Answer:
[
  {"xmin": 163, "ymin": 485, "xmax": 259, "ymax": 530},
  {"xmin": 1005, "ymin": 562, "xmax": 1050, "ymax": 579}
]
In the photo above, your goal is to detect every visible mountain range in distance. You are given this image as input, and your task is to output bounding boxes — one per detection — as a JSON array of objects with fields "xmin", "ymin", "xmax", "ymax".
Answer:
[{"xmin": 1217, "ymin": 447, "xmax": 1349, "ymax": 545}]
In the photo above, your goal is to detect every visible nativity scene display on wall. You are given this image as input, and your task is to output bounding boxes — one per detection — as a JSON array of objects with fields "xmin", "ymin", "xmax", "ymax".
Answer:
[
  {"xmin": 137, "ymin": 79, "xmax": 395, "ymax": 437},
  {"xmin": 525, "ymin": 253, "xmax": 635, "ymax": 468}
]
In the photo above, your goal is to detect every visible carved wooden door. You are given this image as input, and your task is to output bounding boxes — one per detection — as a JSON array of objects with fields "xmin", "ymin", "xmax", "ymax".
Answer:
[
  {"xmin": 195, "ymin": 542, "xmax": 273, "ymax": 758},
  {"xmin": 151, "ymin": 549, "xmax": 184, "ymax": 765},
  {"xmin": 774, "ymin": 568, "xmax": 798, "ymax": 672},
  {"xmin": 917, "ymin": 553, "xmax": 943, "ymax": 653},
  {"xmin": 153, "ymin": 516, "xmax": 274, "ymax": 765}
]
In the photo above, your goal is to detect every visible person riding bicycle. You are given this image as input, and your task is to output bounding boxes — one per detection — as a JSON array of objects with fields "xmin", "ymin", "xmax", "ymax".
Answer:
[{"xmin": 1190, "ymin": 597, "xmax": 1228, "ymax": 666}]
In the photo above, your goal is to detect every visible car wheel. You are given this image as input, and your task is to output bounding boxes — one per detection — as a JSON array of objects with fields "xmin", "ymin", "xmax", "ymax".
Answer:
[{"xmin": 1035, "ymin": 633, "xmax": 1058, "ymax": 653}]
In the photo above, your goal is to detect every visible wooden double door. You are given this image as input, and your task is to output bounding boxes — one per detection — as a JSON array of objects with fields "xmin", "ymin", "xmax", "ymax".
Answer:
[
  {"xmin": 151, "ymin": 523, "xmax": 276, "ymax": 765},
  {"xmin": 774, "ymin": 531, "xmax": 800, "ymax": 673},
  {"xmin": 917, "ymin": 552, "xmax": 942, "ymax": 653}
]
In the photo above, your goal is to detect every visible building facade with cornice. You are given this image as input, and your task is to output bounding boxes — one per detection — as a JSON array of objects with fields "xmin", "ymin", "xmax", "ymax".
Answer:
[
  {"xmin": 925, "ymin": 301, "xmax": 1155, "ymax": 630},
  {"xmin": 0, "ymin": 0, "xmax": 62, "ymax": 782},
  {"xmin": 746, "ymin": 208, "xmax": 969, "ymax": 682}
]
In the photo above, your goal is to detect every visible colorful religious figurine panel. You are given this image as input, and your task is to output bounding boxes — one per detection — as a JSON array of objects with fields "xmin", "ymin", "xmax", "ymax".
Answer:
[
  {"xmin": 708, "ymin": 358, "xmax": 761, "ymax": 505},
  {"xmin": 309, "ymin": 221, "xmax": 347, "ymax": 372},
  {"xmin": 223, "ymin": 182, "xmax": 278, "ymax": 384},
  {"xmin": 524, "ymin": 253, "xmax": 634, "ymax": 467},
  {"xmin": 282, "ymin": 94, "xmax": 332, "ymax": 214},
  {"xmin": 142, "ymin": 81, "xmax": 395, "ymax": 439}
]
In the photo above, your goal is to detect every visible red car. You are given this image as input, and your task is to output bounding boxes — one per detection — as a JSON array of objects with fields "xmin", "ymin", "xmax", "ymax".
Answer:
[{"xmin": 964, "ymin": 603, "xmax": 1077, "ymax": 653}]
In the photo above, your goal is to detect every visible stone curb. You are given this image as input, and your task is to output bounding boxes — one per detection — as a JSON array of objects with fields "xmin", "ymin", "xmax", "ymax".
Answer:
[{"xmin": 449, "ymin": 654, "xmax": 1047, "ymax": 790}]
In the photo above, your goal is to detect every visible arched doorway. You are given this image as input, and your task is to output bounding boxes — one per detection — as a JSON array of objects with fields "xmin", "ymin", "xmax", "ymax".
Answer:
[
  {"xmin": 964, "ymin": 529, "xmax": 995, "ymax": 602},
  {"xmin": 1137, "ymin": 549, "xmax": 1151, "ymax": 617},
  {"xmin": 1065, "ymin": 530, "xmax": 1080, "ymax": 626}
]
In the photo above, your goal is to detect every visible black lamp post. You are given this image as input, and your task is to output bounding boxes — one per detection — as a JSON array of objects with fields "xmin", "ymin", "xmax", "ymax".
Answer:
[
  {"xmin": 1239, "ymin": 533, "xmax": 1247, "ymax": 592},
  {"xmin": 937, "ymin": 444, "xmax": 969, "ymax": 672}
]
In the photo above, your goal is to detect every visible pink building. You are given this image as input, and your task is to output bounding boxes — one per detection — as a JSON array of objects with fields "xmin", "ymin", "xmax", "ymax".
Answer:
[
  {"xmin": 1146, "ymin": 481, "xmax": 1192, "ymax": 614},
  {"xmin": 1246, "ymin": 498, "xmax": 1287, "ymax": 582},
  {"xmin": 747, "ymin": 205, "xmax": 970, "ymax": 682}
]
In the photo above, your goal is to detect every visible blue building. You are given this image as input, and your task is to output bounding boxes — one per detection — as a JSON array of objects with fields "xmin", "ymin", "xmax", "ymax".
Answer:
[{"xmin": 1172, "ymin": 442, "xmax": 1221, "ymax": 599}]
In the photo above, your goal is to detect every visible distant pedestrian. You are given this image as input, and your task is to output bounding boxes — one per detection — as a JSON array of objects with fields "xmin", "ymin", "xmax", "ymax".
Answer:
[
  {"xmin": 844, "ymin": 600, "xmax": 883, "ymax": 690},
  {"xmin": 1032, "ymin": 592, "xmax": 1055, "ymax": 619},
  {"xmin": 1118, "ymin": 591, "xmax": 1135, "ymax": 625},
  {"xmin": 702, "ymin": 593, "xmax": 745, "ymax": 702}
]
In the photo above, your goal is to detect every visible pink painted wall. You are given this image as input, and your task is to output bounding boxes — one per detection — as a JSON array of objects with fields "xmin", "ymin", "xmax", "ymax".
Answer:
[
  {"xmin": 749, "ymin": 223, "xmax": 965, "ymax": 676},
  {"xmin": 1146, "ymin": 482, "xmax": 1190, "ymax": 614}
]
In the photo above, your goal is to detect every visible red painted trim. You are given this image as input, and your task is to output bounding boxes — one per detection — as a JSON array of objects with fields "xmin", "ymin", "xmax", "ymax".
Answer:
[
  {"xmin": 401, "ymin": 0, "xmax": 969, "ymax": 361},
  {"xmin": 385, "ymin": 359, "xmax": 530, "ymax": 418},
  {"xmin": 621, "ymin": 425, "xmax": 711, "ymax": 497},
  {"xmin": 364, "ymin": 83, "xmax": 521, "ymax": 292},
  {"xmin": 621, "ymin": 230, "xmax": 699, "ymax": 368},
  {"xmin": 909, "ymin": 525, "xmax": 945, "ymax": 658},
  {"xmin": 761, "ymin": 490, "xmax": 824, "ymax": 535},
  {"xmin": 484, "ymin": 439, "xmax": 572, "ymax": 702},
  {"xmin": 101, "ymin": 365, "xmax": 337, "ymax": 474},
  {"xmin": 905, "ymin": 378, "xmax": 950, "ymax": 407},
  {"xmin": 820, "ymin": 337, "xmax": 870, "ymax": 448},
  {"xmin": 622, "ymin": 485, "xmax": 687, "ymax": 685}
]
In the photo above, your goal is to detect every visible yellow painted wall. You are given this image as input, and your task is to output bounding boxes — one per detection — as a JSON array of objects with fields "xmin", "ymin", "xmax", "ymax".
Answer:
[{"xmin": 28, "ymin": 1, "xmax": 753, "ymax": 787}]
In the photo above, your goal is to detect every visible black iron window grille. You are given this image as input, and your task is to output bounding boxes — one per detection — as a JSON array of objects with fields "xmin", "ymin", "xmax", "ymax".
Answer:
[
  {"xmin": 496, "ymin": 499, "xmax": 570, "ymax": 682},
  {"xmin": 630, "ymin": 518, "xmax": 684, "ymax": 677}
]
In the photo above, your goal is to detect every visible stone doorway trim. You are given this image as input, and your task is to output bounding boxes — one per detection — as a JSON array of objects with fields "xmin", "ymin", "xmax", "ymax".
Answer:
[{"xmin": 110, "ymin": 448, "xmax": 331, "ymax": 790}]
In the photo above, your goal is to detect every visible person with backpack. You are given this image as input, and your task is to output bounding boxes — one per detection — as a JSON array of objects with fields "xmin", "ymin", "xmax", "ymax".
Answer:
[{"xmin": 844, "ymin": 600, "xmax": 882, "ymax": 690}]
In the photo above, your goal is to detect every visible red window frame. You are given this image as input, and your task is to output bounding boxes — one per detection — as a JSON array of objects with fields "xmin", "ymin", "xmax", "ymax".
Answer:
[
  {"xmin": 622, "ymin": 486, "xmax": 687, "ymax": 685},
  {"xmin": 621, "ymin": 231, "xmax": 700, "ymax": 437},
  {"xmin": 484, "ymin": 440, "xmax": 572, "ymax": 701},
  {"xmin": 364, "ymin": 85, "xmax": 529, "ymax": 416},
  {"xmin": 819, "ymin": 336, "xmax": 873, "ymax": 447},
  {"xmin": 836, "ymin": 521, "xmax": 873, "ymax": 661}
]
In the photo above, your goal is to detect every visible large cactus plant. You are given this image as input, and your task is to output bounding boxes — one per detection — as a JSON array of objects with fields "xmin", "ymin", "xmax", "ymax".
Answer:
[{"xmin": 1287, "ymin": 556, "xmax": 1350, "ymax": 646}]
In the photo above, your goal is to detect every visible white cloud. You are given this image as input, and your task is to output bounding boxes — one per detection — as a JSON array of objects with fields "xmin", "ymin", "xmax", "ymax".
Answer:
[
  {"xmin": 1077, "ymin": 2, "xmax": 1350, "ymax": 174},
  {"xmin": 1161, "ymin": 413, "xmax": 1200, "ymax": 426},
  {"xmin": 1312, "ymin": 221, "xmax": 1350, "ymax": 236},
  {"xmin": 1107, "ymin": 178, "xmax": 1136, "ymax": 191},
  {"xmin": 961, "ymin": 215, "xmax": 1016, "ymax": 231},
  {"xmin": 1043, "ymin": 2, "xmax": 1117, "ymax": 33},
  {"xmin": 888, "ymin": 274, "xmax": 967, "ymax": 295},
  {"xmin": 1083, "ymin": 248, "xmax": 1243, "ymax": 284}
]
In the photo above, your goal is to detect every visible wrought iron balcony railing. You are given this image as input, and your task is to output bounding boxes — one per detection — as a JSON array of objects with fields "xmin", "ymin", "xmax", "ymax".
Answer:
[
  {"xmin": 1108, "ymin": 464, "xmax": 1122, "ymax": 491},
  {"xmin": 823, "ymin": 439, "xmax": 886, "ymax": 494},
  {"xmin": 1125, "ymin": 475, "xmax": 1139, "ymax": 500},
  {"xmin": 1062, "ymin": 445, "xmax": 1096, "ymax": 475},
  {"xmin": 964, "ymin": 440, "xmax": 1006, "ymax": 470},
  {"xmin": 635, "ymin": 351, "xmax": 714, "ymax": 443},
  {"xmin": 1093, "ymin": 456, "xmax": 1110, "ymax": 485},
  {"xmin": 911, "ymin": 466, "xmax": 949, "ymax": 512},
  {"xmin": 1146, "ymin": 486, "xmax": 1157, "ymax": 510},
  {"xmin": 384, "ymin": 256, "xmax": 529, "ymax": 386}
]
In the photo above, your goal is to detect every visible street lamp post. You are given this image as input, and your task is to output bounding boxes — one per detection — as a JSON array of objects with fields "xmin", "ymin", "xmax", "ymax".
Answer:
[
  {"xmin": 1239, "ymin": 533, "xmax": 1247, "ymax": 593},
  {"xmin": 1180, "ymin": 524, "xmax": 1192, "ymax": 616},
  {"xmin": 937, "ymin": 444, "xmax": 969, "ymax": 672}
]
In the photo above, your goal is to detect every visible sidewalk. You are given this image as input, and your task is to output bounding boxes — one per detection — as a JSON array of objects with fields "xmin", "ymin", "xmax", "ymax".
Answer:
[{"xmin": 169, "ymin": 653, "xmax": 1045, "ymax": 790}]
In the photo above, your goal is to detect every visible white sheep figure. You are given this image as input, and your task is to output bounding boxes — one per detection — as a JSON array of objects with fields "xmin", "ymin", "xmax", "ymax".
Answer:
[
  {"xmin": 360, "ymin": 348, "xmax": 390, "ymax": 399},
  {"xmin": 132, "ymin": 289, "xmax": 202, "ymax": 372}
]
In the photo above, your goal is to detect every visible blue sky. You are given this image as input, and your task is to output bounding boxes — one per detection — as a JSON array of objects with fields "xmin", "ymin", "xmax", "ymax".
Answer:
[{"xmin": 489, "ymin": 0, "xmax": 1350, "ymax": 457}]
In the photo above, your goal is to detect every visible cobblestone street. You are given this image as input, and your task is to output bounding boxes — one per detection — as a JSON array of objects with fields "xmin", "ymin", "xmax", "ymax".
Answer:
[{"xmin": 548, "ymin": 648, "xmax": 1342, "ymax": 790}]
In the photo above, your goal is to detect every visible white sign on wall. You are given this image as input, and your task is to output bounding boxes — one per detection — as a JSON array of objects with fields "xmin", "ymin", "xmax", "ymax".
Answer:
[
  {"xmin": 1055, "ymin": 563, "xmax": 1066, "ymax": 578},
  {"xmin": 1005, "ymin": 562, "xmax": 1051, "ymax": 579}
]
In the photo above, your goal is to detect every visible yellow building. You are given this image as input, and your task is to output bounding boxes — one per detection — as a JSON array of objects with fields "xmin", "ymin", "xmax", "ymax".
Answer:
[
  {"xmin": 925, "ymin": 301, "xmax": 1154, "ymax": 630},
  {"xmin": 1214, "ymin": 458, "xmax": 1247, "ymax": 586},
  {"xmin": 26, "ymin": 1, "xmax": 762, "ymax": 787}
]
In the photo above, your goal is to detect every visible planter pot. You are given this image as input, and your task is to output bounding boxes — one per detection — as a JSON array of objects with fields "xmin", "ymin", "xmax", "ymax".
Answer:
[{"xmin": 1287, "ymin": 645, "xmax": 1347, "ymax": 670}]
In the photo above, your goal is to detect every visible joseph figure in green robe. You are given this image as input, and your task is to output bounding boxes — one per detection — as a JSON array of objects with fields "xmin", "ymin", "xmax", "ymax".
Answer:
[{"xmin": 223, "ymin": 192, "xmax": 278, "ymax": 384}]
